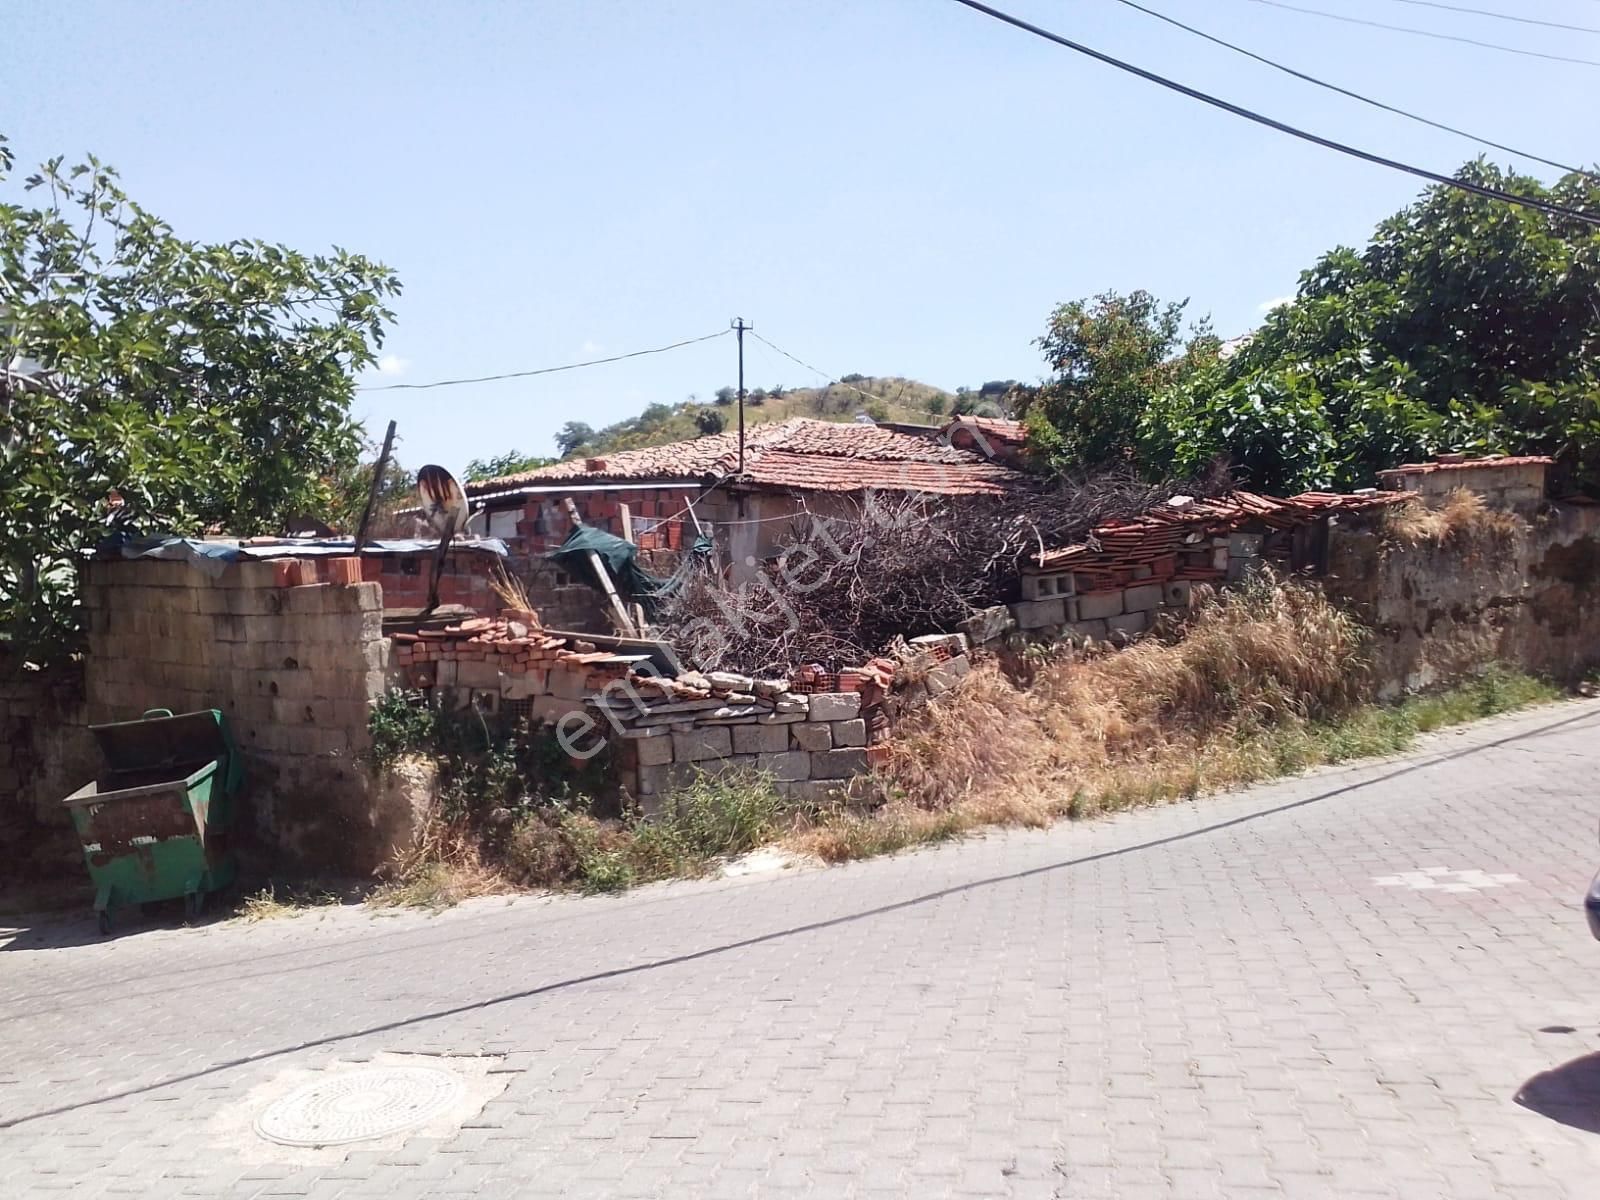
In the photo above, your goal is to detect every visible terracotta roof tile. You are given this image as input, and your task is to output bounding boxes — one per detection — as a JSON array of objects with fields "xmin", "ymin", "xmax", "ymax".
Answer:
[
  {"xmin": 1378, "ymin": 454, "xmax": 1553, "ymax": 477},
  {"xmin": 466, "ymin": 418, "xmax": 1030, "ymax": 497}
]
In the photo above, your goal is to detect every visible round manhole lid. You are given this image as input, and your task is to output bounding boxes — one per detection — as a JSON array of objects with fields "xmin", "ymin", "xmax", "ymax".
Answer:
[{"xmin": 254, "ymin": 1065, "xmax": 465, "ymax": 1147}]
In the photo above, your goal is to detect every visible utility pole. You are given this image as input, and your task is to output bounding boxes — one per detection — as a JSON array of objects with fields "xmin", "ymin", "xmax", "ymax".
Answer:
[{"xmin": 732, "ymin": 317, "xmax": 751, "ymax": 474}]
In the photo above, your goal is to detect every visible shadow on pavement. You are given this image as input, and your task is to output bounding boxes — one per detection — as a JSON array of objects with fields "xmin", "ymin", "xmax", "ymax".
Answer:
[
  {"xmin": 1516, "ymin": 1054, "xmax": 1600, "ymax": 1134},
  {"xmin": 3, "ymin": 703, "xmax": 1597, "ymax": 1130}
]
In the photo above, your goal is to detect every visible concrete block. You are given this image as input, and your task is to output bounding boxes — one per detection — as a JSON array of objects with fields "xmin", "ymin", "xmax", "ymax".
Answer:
[
  {"xmin": 672, "ymin": 726, "xmax": 733, "ymax": 762},
  {"xmin": 775, "ymin": 780, "xmax": 847, "ymax": 805},
  {"xmin": 808, "ymin": 692, "xmax": 860, "ymax": 721},
  {"xmin": 456, "ymin": 658, "xmax": 501, "ymax": 690},
  {"xmin": 755, "ymin": 750, "xmax": 810, "ymax": 781},
  {"xmin": 1107, "ymin": 610, "xmax": 1150, "ymax": 636},
  {"xmin": 791, "ymin": 722, "xmax": 833, "ymax": 752},
  {"xmin": 434, "ymin": 659, "xmax": 458, "ymax": 688},
  {"xmin": 1012, "ymin": 598, "xmax": 1065, "ymax": 630},
  {"xmin": 757, "ymin": 712, "xmax": 805, "ymax": 725},
  {"xmin": 1124, "ymin": 584, "xmax": 1163, "ymax": 613},
  {"xmin": 830, "ymin": 718, "xmax": 867, "ymax": 747},
  {"xmin": 811, "ymin": 748, "xmax": 869, "ymax": 780},
  {"xmin": 1228, "ymin": 532, "xmax": 1263, "ymax": 559},
  {"xmin": 635, "ymin": 733, "xmax": 675, "ymax": 766},
  {"xmin": 1067, "ymin": 618, "xmax": 1109, "ymax": 642},
  {"xmin": 925, "ymin": 656, "xmax": 972, "ymax": 697},
  {"xmin": 548, "ymin": 666, "xmax": 589, "ymax": 700},
  {"xmin": 732, "ymin": 723, "xmax": 789, "ymax": 754},
  {"xmin": 500, "ymin": 671, "xmax": 549, "ymax": 699},
  {"xmin": 1078, "ymin": 590, "xmax": 1125, "ymax": 620},
  {"xmin": 1163, "ymin": 580, "xmax": 1193, "ymax": 608},
  {"xmin": 532, "ymin": 695, "xmax": 585, "ymax": 724},
  {"xmin": 636, "ymin": 762, "xmax": 700, "ymax": 796}
]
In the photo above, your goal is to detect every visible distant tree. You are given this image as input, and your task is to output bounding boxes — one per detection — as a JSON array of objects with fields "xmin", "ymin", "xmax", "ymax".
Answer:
[
  {"xmin": 714, "ymin": 386, "xmax": 737, "ymax": 406},
  {"xmin": 840, "ymin": 373, "xmax": 867, "ymax": 384},
  {"xmin": 769, "ymin": 385, "xmax": 785, "ymax": 399},
  {"xmin": 956, "ymin": 386, "xmax": 971, "ymax": 396},
  {"xmin": 747, "ymin": 389, "xmax": 766, "ymax": 407},
  {"xmin": 464, "ymin": 450, "xmax": 554, "ymax": 481},
  {"xmin": 555, "ymin": 421, "xmax": 595, "ymax": 457},
  {"xmin": 926, "ymin": 394, "xmax": 949, "ymax": 416},
  {"xmin": 978, "ymin": 380, "xmax": 1017, "ymax": 397},
  {"xmin": 639, "ymin": 402, "xmax": 674, "ymax": 426},
  {"xmin": 694, "ymin": 409, "xmax": 726, "ymax": 435},
  {"xmin": 864, "ymin": 399, "xmax": 890, "ymax": 422}
]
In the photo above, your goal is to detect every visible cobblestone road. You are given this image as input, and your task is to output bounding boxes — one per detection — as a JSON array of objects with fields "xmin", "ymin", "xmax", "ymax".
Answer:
[{"xmin": 5, "ymin": 702, "xmax": 1600, "ymax": 1198}]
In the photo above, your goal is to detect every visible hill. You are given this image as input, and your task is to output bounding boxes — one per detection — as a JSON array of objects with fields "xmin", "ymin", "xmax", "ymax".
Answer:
[{"xmin": 560, "ymin": 375, "xmax": 970, "ymax": 460}]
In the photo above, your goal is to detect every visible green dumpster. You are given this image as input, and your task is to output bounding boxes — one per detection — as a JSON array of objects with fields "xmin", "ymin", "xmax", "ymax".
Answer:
[{"xmin": 63, "ymin": 708, "xmax": 245, "ymax": 933}]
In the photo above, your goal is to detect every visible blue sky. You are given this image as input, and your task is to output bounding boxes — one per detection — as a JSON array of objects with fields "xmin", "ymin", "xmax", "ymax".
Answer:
[{"xmin": 8, "ymin": 0, "xmax": 1596, "ymax": 472}]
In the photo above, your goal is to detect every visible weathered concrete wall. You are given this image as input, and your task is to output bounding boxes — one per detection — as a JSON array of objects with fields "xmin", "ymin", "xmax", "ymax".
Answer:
[
  {"xmin": 1323, "ymin": 504, "xmax": 1600, "ymax": 698},
  {"xmin": 0, "ymin": 656, "xmax": 96, "ymax": 880},
  {"xmin": 81, "ymin": 558, "xmax": 395, "ymax": 872}
]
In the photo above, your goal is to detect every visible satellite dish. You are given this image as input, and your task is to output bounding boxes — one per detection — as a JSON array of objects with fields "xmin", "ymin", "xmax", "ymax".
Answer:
[{"xmin": 416, "ymin": 464, "xmax": 469, "ymax": 538}]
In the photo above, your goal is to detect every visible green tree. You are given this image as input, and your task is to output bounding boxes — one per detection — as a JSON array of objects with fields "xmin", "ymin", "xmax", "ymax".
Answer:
[
  {"xmin": 554, "ymin": 421, "xmax": 595, "ymax": 457},
  {"xmin": 464, "ymin": 450, "xmax": 555, "ymax": 481},
  {"xmin": 1020, "ymin": 290, "xmax": 1216, "ymax": 470},
  {"xmin": 0, "ymin": 138, "xmax": 399, "ymax": 660},
  {"xmin": 714, "ymin": 386, "xmax": 736, "ymax": 406},
  {"xmin": 694, "ymin": 409, "xmax": 726, "ymax": 435},
  {"xmin": 1144, "ymin": 162, "xmax": 1600, "ymax": 493}
]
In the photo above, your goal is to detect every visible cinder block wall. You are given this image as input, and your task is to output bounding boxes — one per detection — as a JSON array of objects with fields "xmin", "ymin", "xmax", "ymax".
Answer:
[
  {"xmin": 81, "ymin": 558, "xmax": 396, "ymax": 872},
  {"xmin": 0, "ymin": 657, "xmax": 96, "ymax": 880}
]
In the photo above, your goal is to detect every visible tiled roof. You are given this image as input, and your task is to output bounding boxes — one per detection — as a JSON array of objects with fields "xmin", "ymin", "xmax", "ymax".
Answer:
[
  {"xmin": 1379, "ymin": 454, "xmax": 1553, "ymax": 478},
  {"xmin": 466, "ymin": 418, "xmax": 1031, "ymax": 497},
  {"xmin": 1032, "ymin": 489, "xmax": 1409, "ymax": 580},
  {"xmin": 941, "ymin": 416, "xmax": 1028, "ymax": 459}
]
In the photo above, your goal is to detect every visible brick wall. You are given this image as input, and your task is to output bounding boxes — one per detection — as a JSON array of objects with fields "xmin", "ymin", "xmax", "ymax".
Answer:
[
  {"xmin": 80, "ymin": 558, "xmax": 398, "ymax": 872},
  {"xmin": 358, "ymin": 549, "xmax": 500, "ymax": 613}
]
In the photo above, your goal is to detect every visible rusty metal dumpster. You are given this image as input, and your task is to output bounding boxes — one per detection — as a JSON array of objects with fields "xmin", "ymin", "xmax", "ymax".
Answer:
[{"xmin": 63, "ymin": 708, "xmax": 244, "ymax": 933}]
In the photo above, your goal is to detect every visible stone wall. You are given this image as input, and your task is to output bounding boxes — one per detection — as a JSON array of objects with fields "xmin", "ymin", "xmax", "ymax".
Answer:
[
  {"xmin": 0, "ymin": 656, "xmax": 95, "ymax": 880},
  {"xmin": 80, "ymin": 557, "xmax": 396, "ymax": 872},
  {"xmin": 1323, "ymin": 503, "xmax": 1600, "ymax": 697}
]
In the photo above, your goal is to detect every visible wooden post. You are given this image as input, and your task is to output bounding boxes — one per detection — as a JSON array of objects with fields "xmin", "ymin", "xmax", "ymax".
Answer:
[
  {"xmin": 617, "ymin": 504, "xmax": 649, "ymax": 634},
  {"xmin": 353, "ymin": 419, "xmax": 397, "ymax": 550},
  {"xmin": 562, "ymin": 497, "xmax": 636, "ymax": 637}
]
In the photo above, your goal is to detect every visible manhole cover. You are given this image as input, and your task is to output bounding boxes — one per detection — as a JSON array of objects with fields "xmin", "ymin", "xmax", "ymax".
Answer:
[{"xmin": 254, "ymin": 1065, "xmax": 465, "ymax": 1147}]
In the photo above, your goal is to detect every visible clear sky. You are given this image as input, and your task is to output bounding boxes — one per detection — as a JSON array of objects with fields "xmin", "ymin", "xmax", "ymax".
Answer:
[{"xmin": 8, "ymin": 0, "xmax": 1596, "ymax": 473}]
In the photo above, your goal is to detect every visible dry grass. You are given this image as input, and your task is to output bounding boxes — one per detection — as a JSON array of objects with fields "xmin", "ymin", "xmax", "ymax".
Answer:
[
  {"xmin": 790, "ymin": 581, "xmax": 1556, "ymax": 863},
  {"xmin": 1384, "ymin": 489, "xmax": 1521, "ymax": 547},
  {"xmin": 489, "ymin": 561, "xmax": 539, "ymax": 619},
  {"xmin": 235, "ymin": 884, "xmax": 341, "ymax": 921},
  {"xmin": 368, "ymin": 824, "xmax": 509, "ymax": 909}
]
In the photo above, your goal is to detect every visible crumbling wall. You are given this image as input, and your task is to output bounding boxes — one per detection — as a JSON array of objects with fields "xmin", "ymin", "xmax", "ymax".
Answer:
[
  {"xmin": 1323, "ymin": 504, "xmax": 1600, "ymax": 697},
  {"xmin": 0, "ymin": 656, "xmax": 96, "ymax": 880},
  {"xmin": 81, "ymin": 558, "xmax": 395, "ymax": 872}
]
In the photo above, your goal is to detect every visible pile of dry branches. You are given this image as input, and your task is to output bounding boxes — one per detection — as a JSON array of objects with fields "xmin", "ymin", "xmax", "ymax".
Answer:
[{"xmin": 654, "ymin": 470, "xmax": 1221, "ymax": 674}]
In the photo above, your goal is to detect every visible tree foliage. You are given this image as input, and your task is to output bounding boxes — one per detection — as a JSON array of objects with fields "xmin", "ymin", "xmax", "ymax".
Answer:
[
  {"xmin": 464, "ymin": 449, "xmax": 554, "ymax": 482},
  {"xmin": 554, "ymin": 421, "xmax": 595, "ymax": 458},
  {"xmin": 0, "ymin": 137, "xmax": 399, "ymax": 659},
  {"xmin": 1021, "ymin": 290, "xmax": 1217, "ymax": 471},
  {"xmin": 1143, "ymin": 162, "xmax": 1600, "ymax": 493}
]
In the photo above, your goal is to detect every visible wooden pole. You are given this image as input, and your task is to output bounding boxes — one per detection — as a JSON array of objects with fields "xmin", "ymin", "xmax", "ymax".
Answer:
[
  {"xmin": 562, "ymin": 497, "xmax": 636, "ymax": 637},
  {"xmin": 353, "ymin": 420, "xmax": 397, "ymax": 550},
  {"xmin": 617, "ymin": 504, "xmax": 649, "ymax": 633}
]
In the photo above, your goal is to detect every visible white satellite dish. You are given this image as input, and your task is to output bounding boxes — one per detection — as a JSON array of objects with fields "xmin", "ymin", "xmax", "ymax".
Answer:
[{"xmin": 416, "ymin": 464, "xmax": 468, "ymax": 538}]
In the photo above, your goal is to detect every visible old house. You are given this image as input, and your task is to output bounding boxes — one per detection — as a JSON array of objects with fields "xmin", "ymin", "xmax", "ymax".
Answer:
[{"xmin": 462, "ymin": 418, "xmax": 1034, "ymax": 628}]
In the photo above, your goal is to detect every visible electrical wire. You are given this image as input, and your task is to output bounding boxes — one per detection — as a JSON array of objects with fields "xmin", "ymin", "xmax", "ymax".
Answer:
[
  {"xmin": 1245, "ymin": 0, "xmax": 1600, "ymax": 66},
  {"xmin": 1377, "ymin": 0, "xmax": 1600, "ymax": 36},
  {"xmin": 1109, "ymin": 0, "xmax": 1597, "ymax": 181},
  {"xmin": 948, "ymin": 0, "xmax": 1600, "ymax": 226},
  {"xmin": 747, "ymin": 331, "xmax": 911, "ymax": 408},
  {"xmin": 358, "ymin": 328, "xmax": 730, "ymax": 392}
]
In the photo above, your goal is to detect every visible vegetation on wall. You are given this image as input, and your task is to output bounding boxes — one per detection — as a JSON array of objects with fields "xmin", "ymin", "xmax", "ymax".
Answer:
[{"xmin": 0, "ymin": 136, "xmax": 399, "ymax": 660}]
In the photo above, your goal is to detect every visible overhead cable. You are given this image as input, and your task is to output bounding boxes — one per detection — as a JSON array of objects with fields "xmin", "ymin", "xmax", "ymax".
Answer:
[
  {"xmin": 358, "ymin": 329, "xmax": 730, "ymax": 392},
  {"xmin": 1110, "ymin": 0, "xmax": 1597, "ymax": 181},
  {"xmin": 1246, "ymin": 0, "xmax": 1600, "ymax": 67},
  {"xmin": 1377, "ymin": 0, "xmax": 1600, "ymax": 36},
  {"xmin": 948, "ymin": 0, "xmax": 1600, "ymax": 226}
]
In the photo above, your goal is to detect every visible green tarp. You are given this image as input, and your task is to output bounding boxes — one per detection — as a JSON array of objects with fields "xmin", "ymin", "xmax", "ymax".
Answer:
[{"xmin": 547, "ymin": 524, "xmax": 712, "ymax": 617}]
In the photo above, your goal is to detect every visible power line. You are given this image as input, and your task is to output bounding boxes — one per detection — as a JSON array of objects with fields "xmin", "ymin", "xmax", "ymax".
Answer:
[
  {"xmin": 947, "ymin": 0, "xmax": 1600, "ymax": 226},
  {"xmin": 1245, "ymin": 0, "xmax": 1600, "ymax": 67},
  {"xmin": 746, "ymin": 331, "xmax": 909, "ymax": 409},
  {"xmin": 1110, "ymin": 0, "xmax": 1597, "ymax": 181},
  {"xmin": 358, "ymin": 329, "xmax": 730, "ymax": 392},
  {"xmin": 1377, "ymin": 0, "xmax": 1600, "ymax": 36}
]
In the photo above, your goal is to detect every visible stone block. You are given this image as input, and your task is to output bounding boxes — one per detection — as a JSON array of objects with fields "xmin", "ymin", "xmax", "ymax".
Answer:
[
  {"xmin": 672, "ymin": 726, "xmax": 733, "ymax": 762},
  {"xmin": 1107, "ymin": 610, "xmax": 1150, "ymax": 636},
  {"xmin": 775, "ymin": 780, "xmax": 847, "ymax": 805},
  {"xmin": 1012, "ymin": 598, "xmax": 1065, "ymax": 630},
  {"xmin": 808, "ymin": 692, "xmax": 860, "ymax": 721},
  {"xmin": 757, "ymin": 712, "xmax": 805, "ymax": 725},
  {"xmin": 791, "ymin": 722, "xmax": 833, "ymax": 752},
  {"xmin": 925, "ymin": 655, "xmax": 972, "ymax": 697},
  {"xmin": 1124, "ymin": 584, "xmax": 1163, "ymax": 613},
  {"xmin": 811, "ymin": 748, "xmax": 869, "ymax": 780},
  {"xmin": 456, "ymin": 658, "xmax": 501, "ymax": 690},
  {"xmin": 1078, "ymin": 590, "xmax": 1125, "ymax": 620},
  {"xmin": 1067, "ymin": 618, "xmax": 1109, "ymax": 642},
  {"xmin": 636, "ymin": 762, "xmax": 700, "ymax": 796},
  {"xmin": 830, "ymin": 719, "xmax": 867, "ymax": 747},
  {"xmin": 732, "ymin": 723, "xmax": 789, "ymax": 754},
  {"xmin": 635, "ymin": 734, "xmax": 675, "ymax": 766},
  {"xmin": 960, "ymin": 604, "xmax": 1016, "ymax": 646},
  {"xmin": 755, "ymin": 750, "xmax": 810, "ymax": 781},
  {"xmin": 500, "ymin": 670, "xmax": 549, "ymax": 699}
]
